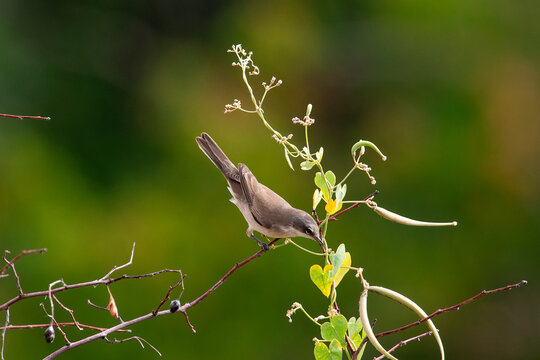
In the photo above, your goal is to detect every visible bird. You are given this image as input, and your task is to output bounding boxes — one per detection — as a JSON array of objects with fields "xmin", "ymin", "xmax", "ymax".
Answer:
[{"xmin": 195, "ymin": 132, "xmax": 323, "ymax": 251}]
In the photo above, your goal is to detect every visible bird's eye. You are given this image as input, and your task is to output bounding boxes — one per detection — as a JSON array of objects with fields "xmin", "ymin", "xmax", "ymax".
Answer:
[{"xmin": 305, "ymin": 227, "xmax": 313, "ymax": 235}]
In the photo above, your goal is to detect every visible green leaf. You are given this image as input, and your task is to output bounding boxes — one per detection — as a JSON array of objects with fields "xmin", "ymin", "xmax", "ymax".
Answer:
[
  {"xmin": 314, "ymin": 340, "xmax": 342, "ymax": 360},
  {"xmin": 284, "ymin": 148, "xmax": 294, "ymax": 170},
  {"xmin": 328, "ymin": 244, "xmax": 346, "ymax": 278},
  {"xmin": 301, "ymin": 160, "xmax": 316, "ymax": 170},
  {"xmin": 335, "ymin": 184, "xmax": 347, "ymax": 204},
  {"xmin": 313, "ymin": 189, "xmax": 323, "ymax": 210},
  {"xmin": 309, "ymin": 264, "xmax": 334, "ymax": 297},
  {"xmin": 325, "ymin": 171, "xmax": 336, "ymax": 187},
  {"xmin": 347, "ymin": 317, "xmax": 363, "ymax": 338},
  {"xmin": 347, "ymin": 317, "xmax": 366, "ymax": 354},
  {"xmin": 316, "ymin": 147, "xmax": 324, "ymax": 161},
  {"xmin": 328, "ymin": 339, "xmax": 342, "ymax": 360},
  {"xmin": 321, "ymin": 315, "xmax": 348, "ymax": 346},
  {"xmin": 314, "ymin": 342, "xmax": 329, "ymax": 360},
  {"xmin": 333, "ymin": 252, "xmax": 351, "ymax": 288},
  {"xmin": 314, "ymin": 172, "xmax": 331, "ymax": 201}
]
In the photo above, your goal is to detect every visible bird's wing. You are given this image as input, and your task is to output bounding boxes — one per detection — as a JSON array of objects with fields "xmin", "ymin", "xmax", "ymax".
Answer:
[{"xmin": 238, "ymin": 163, "xmax": 293, "ymax": 229}]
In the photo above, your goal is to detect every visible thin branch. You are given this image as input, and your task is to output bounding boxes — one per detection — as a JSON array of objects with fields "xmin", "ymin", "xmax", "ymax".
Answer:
[
  {"xmin": 1, "ymin": 269, "xmax": 183, "ymax": 311},
  {"xmin": 188, "ymin": 238, "xmax": 279, "ymax": 308},
  {"xmin": 326, "ymin": 190, "xmax": 378, "ymax": 223},
  {"xmin": 373, "ymin": 331, "xmax": 432, "ymax": 360},
  {"xmin": 52, "ymin": 295, "xmax": 82, "ymax": 331},
  {"xmin": 87, "ymin": 300, "xmax": 108, "ymax": 312},
  {"xmin": 104, "ymin": 335, "xmax": 162, "ymax": 356},
  {"xmin": 353, "ymin": 280, "xmax": 527, "ymax": 359},
  {"xmin": 2, "ymin": 252, "xmax": 23, "ymax": 295},
  {"xmin": 0, "ymin": 323, "xmax": 130, "ymax": 333},
  {"xmin": 0, "ymin": 113, "xmax": 50, "ymax": 121},
  {"xmin": 374, "ymin": 280, "xmax": 527, "ymax": 339},
  {"xmin": 0, "ymin": 248, "xmax": 47, "ymax": 275},
  {"xmin": 43, "ymin": 240, "xmax": 280, "ymax": 359},
  {"xmin": 181, "ymin": 311, "xmax": 196, "ymax": 333},
  {"xmin": 40, "ymin": 303, "xmax": 70, "ymax": 345},
  {"xmin": 153, "ymin": 273, "xmax": 185, "ymax": 316},
  {"xmin": 1, "ymin": 308, "xmax": 9, "ymax": 360},
  {"xmin": 99, "ymin": 242, "xmax": 136, "ymax": 281}
]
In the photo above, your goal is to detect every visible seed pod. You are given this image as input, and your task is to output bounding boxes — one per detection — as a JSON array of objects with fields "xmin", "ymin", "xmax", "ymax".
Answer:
[
  {"xmin": 373, "ymin": 205, "xmax": 457, "ymax": 227},
  {"xmin": 44, "ymin": 325, "xmax": 55, "ymax": 343},
  {"xmin": 170, "ymin": 300, "xmax": 181, "ymax": 313}
]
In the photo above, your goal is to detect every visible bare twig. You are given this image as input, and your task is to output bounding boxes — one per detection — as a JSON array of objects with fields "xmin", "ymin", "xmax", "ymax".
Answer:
[
  {"xmin": 181, "ymin": 311, "xmax": 196, "ymax": 333},
  {"xmin": 52, "ymin": 295, "xmax": 82, "ymax": 331},
  {"xmin": 373, "ymin": 331, "xmax": 432, "ymax": 360},
  {"xmin": 87, "ymin": 300, "xmax": 109, "ymax": 312},
  {"xmin": 104, "ymin": 335, "xmax": 162, "ymax": 356},
  {"xmin": 352, "ymin": 280, "xmax": 527, "ymax": 359},
  {"xmin": 325, "ymin": 190, "xmax": 379, "ymax": 223},
  {"xmin": 0, "ymin": 248, "xmax": 47, "ymax": 276},
  {"xmin": 40, "ymin": 303, "xmax": 70, "ymax": 345},
  {"xmin": 188, "ymin": 238, "xmax": 279, "ymax": 309},
  {"xmin": 99, "ymin": 243, "xmax": 136, "ymax": 281},
  {"xmin": 43, "ymin": 239, "xmax": 280, "ymax": 359},
  {"xmin": 0, "ymin": 113, "xmax": 50, "ymax": 121},
  {"xmin": 1, "ymin": 308, "xmax": 9, "ymax": 360},
  {"xmin": 2, "ymin": 252, "xmax": 23, "ymax": 295},
  {"xmin": 1, "ymin": 269, "xmax": 183, "ymax": 310},
  {"xmin": 374, "ymin": 280, "xmax": 527, "ymax": 339},
  {"xmin": 153, "ymin": 273, "xmax": 185, "ymax": 316},
  {"xmin": 0, "ymin": 323, "xmax": 130, "ymax": 333}
]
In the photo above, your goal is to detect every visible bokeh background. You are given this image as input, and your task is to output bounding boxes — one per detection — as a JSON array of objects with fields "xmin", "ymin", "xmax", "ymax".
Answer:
[{"xmin": 1, "ymin": 0, "xmax": 539, "ymax": 359}]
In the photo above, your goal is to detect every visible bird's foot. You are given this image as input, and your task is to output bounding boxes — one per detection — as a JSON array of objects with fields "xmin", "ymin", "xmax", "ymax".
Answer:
[{"xmin": 258, "ymin": 242, "xmax": 270, "ymax": 252}]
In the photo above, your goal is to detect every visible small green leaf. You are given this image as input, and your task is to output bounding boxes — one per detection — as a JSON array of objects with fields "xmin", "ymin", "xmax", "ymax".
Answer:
[
  {"xmin": 314, "ymin": 172, "xmax": 331, "ymax": 201},
  {"xmin": 348, "ymin": 316, "xmax": 366, "ymax": 353},
  {"xmin": 284, "ymin": 148, "xmax": 294, "ymax": 170},
  {"xmin": 335, "ymin": 184, "xmax": 347, "ymax": 204},
  {"xmin": 347, "ymin": 317, "xmax": 363, "ymax": 338},
  {"xmin": 321, "ymin": 315, "xmax": 348, "ymax": 346},
  {"xmin": 329, "ymin": 244, "xmax": 346, "ymax": 279},
  {"xmin": 313, "ymin": 189, "xmax": 323, "ymax": 210},
  {"xmin": 314, "ymin": 342, "xmax": 329, "ymax": 360},
  {"xmin": 333, "ymin": 252, "xmax": 351, "ymax": 288},
  {"xmin": 316, "ymin": 147, "xmax": 324, "ymax": 161},
  {"xmin": 301, "ymin": 160, "xmax": 316, "ymax": 170},
  {"xmin": 325, "ymin": 171, "xmax": 336, "ymax": 187},
  {"xmin": 314, "ymin": 340, "xmax": 342, "ymax": 360},
  {"xmin": 328, "ymin": 339, "xmax": 342, "ymax": 360},
  {"xmin": 349, "ymin": 333, "xmax": 366, "ymax": 358},
  {"xmin": 309, "ymin": 264, "xmax": 334, "ymax": 297}
]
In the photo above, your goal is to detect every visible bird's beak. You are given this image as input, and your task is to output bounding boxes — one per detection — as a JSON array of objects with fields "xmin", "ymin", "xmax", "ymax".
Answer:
[{"xmin": 314, "ymin": 235, "xmax": 324, "ymax": 250}]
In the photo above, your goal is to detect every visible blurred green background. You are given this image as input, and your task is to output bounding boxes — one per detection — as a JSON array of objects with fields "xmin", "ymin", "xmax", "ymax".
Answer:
[{"xmin": 1, "ymin": 0, "xmax": 538, "ymax": 359}]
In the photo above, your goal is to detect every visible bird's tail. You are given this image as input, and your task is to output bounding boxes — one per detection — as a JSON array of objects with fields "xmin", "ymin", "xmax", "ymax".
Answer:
[{"xmin": 195, "ymin": 133, "xmax": 238, "ymax": 179}]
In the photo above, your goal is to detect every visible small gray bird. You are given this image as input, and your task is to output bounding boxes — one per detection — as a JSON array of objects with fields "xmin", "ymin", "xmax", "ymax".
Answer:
[{"xmin": 196, "ymin": 132, "xmax": 323, "ymax": 251}]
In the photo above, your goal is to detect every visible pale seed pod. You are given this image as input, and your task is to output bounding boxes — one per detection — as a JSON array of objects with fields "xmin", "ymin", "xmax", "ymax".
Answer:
[
  {"xmin": 373, "ymin": 205, "xmax": 457, "ymax": 227},
  {"xmin": 44, "ymin": 325, "xmax": 55, "ymax": 343},
  {"xmin": 170, "ymin": 300, "xmax": 181, "ymax": 313}
]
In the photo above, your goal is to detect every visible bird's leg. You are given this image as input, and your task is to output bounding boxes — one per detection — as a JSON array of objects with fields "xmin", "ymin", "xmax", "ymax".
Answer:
[{"xmin": 250, "ymin": 234, "xmax": 269, "ymax": 251}]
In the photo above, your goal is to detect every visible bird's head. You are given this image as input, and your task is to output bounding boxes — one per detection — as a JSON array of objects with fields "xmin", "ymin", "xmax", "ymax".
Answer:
[{"xmin": 291, "ymin": 210, "xmax": 324, "ymax": 249}]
